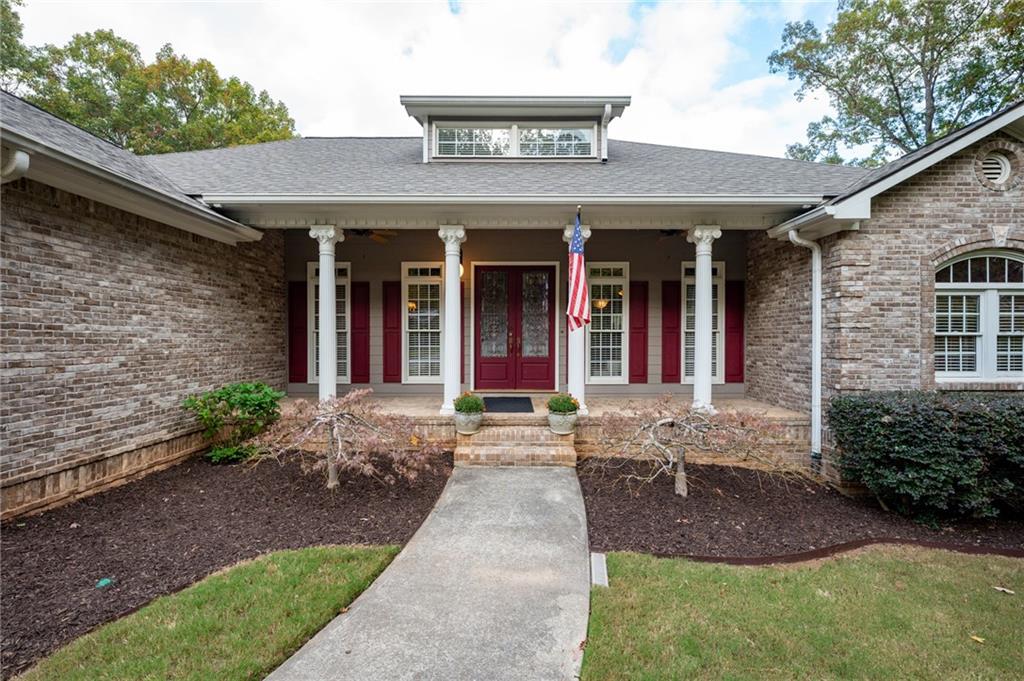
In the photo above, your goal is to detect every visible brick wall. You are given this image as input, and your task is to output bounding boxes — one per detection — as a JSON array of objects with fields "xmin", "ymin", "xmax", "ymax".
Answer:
[
  {"xmin": 746, "ymin": 132, "xmax": 1023, "ymax": 471},
  {"xmin": 745, "ymin": 230, "xmax": 812, "ymax": 412},
  {"xmin": 825, "ymin": 132, "xmax": 1024, "ymax": 397},
  {"xmin": 1, "ymin": 179, "xmax": 286, "ymax": 512}
]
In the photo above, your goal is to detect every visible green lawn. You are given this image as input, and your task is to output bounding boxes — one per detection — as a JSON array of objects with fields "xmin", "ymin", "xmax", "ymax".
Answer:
[
  {"xmin": 584, "ymin": 547, "xmax": 1024, "ymax": 680},
  {"xmin": 18, "ymin": 545, "xmax": 398, "ymax": 681}
]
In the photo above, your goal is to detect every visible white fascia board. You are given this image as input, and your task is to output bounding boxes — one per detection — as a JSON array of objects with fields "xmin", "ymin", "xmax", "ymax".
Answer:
[
  {"xmin": 400, "ymin": 95, "xmax": 632, "ymax": 124},
  {"xmin": 200, "ymin": 193, "xmax": 826, "ymax": 207},
  {"xmin": 1, "ymin": 129, "xmax": 261, "ymax": 243}
]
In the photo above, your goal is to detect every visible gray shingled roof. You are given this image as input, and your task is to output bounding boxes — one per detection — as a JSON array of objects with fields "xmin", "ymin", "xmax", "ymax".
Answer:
[
  {"xmin": 147, "ymin": 136, "xmax": 869, "ymax": 198},
  {"xmin": 0, "ymin": 91, "xmax": 235, "ymax": 223}
]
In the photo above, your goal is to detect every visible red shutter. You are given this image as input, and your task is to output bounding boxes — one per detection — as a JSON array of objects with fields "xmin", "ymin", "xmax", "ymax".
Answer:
[
  {"xmin": 629, "ymin": 281, "xmax": 648, "ymax": 383},
  {"xmin": 661, "ymin": 280, "xmax": 681, "ymax": 383},
  {"xmin": 382, "ymin": 281, "xmax": 402, "ymax": 383},
  {"xmin": 351, "ymin": 282, "xmax": 370, "ymax": 383},
  {"xmin": 288, "ymin": 282, "xmax": 308, "ymax": 383},
  {"xmin": 725, "ymin": 280, "xmax": 745, "ymax": 383}
]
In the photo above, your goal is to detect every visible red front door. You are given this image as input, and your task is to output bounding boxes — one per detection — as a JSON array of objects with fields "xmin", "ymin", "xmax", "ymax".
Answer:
[{"xmin": 474, "ymin": 266, "xmax": 556, "ymax": 390}]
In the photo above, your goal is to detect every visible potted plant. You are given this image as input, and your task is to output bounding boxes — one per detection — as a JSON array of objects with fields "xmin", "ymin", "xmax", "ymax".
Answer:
[
  {"xmin": 453, "ymin": 392, "xmax": 485, "ymax": 435},
  {"xmin": 547, "ymin": 393, "xmax": 579, "ymax": 434}
]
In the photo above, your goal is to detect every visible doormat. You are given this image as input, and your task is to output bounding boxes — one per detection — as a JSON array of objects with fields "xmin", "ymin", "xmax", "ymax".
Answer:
[{"xmin": 483, "ymin": 396, "xmax": 534, "ymax": 413}]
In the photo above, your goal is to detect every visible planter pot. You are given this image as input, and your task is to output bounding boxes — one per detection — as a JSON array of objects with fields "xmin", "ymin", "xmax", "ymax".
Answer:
[
  {"xmin": 454, "ymin": 411, "xmax": 483, "ymax": 435},
  {"xmin": 548, "ymin": 411, "xmax": 578, "ymax": 435}
]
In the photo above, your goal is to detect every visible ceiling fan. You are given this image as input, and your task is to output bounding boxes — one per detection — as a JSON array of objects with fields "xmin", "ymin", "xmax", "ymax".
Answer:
[{"xmin": 348, "ymin": 228, "xmax": 398, "ymax": 244}]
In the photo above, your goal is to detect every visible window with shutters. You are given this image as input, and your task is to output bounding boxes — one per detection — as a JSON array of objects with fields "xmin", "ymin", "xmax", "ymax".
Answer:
[
  {"xmin": 307, "ymin": 262, "xmax": 351, "ymax": 383},
  {"xmin": 934, "ymin": 252, "xmax": 1024, "ymax": 381},
  {"xmin": 586, "ymin": 263, "xmax": 629, "ymax": 384},
  {"xmin": 402, "ymin": 262, "xmax": 444, "ymax": 383},
  {"xmin": 681, "ymin": 261, "xmax": 725, "ymax": 384}
]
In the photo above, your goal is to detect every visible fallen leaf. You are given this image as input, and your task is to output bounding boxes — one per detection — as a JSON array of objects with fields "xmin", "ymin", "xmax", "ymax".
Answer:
[
  {"xmin": 970, "ymin": 635, "xmax": 985, "ymax": 644},
  {"xmin": 992, "ymin": 586, "xmax": 1015, "ymax": 595}
]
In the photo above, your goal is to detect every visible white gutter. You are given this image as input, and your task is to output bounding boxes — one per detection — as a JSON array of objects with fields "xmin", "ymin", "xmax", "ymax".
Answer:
[
  {"xmin": 787, "ymin": 229, "xmax": 823, "ymax": 464},
  {"xmin": 1, "ymin": 148, "xmax": 30, "ymax": 183},
  {"xmin": 200, "ymin": 193, "xmax": 827, "ymax": 206}
]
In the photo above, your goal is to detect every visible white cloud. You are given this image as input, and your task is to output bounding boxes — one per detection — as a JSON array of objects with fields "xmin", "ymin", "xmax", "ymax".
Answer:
[{"xmin": 18, "ymin": 0, "xmax": 832, "ymax": 157}]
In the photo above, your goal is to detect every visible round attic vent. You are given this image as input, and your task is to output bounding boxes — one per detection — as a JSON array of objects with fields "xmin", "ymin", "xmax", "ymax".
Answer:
[{"xmin": 981, "ymin": 152, "xmax": 1011, "ymax": 184}]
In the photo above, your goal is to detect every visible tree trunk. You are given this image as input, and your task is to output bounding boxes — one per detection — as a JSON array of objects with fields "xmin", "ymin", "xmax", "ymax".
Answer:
[
  {"xmin": 326, "ymin": 423, "xmax": 339, "ymax": 489},
  {"xmin": 674, "ymin": 459, "xmax": 688, "ymax": 497}
]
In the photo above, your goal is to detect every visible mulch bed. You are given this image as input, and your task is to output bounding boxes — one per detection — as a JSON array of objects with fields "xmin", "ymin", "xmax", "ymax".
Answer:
[
  {"xmin": 579, "ymin": 459, "xmax": 1024, "ymax": 560},
  {"xmin": 0, "ymin": 454, "xmax": 452, "ymax": 679}
]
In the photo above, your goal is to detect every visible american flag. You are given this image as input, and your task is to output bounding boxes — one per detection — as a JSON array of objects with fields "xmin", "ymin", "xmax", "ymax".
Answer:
[{"xmin": 566, "ymin": 209, "xmax": 590, "ymax": 331}]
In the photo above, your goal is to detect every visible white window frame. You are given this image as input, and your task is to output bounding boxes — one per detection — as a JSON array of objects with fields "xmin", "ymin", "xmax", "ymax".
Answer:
[
  {"xmin": 681, "ymin": 261, "xmax": 726, "ymax": 385},
  {"xmin": 935, "ymin": 252, "xmax": 1024, "ymax": 382},
  {"xmin": 402, "ymin": 261, "xmax": 445, "ymax": 385},
  {"xmin": 586, "ymin": 262, "xmax": 629, "ymax": 385},
  {"xmin": 307, "ymin": 261, "xmax": 351, "ymax": 384},
  {"xmin": 433, "ymin": 121, "xmax": 598, "ymax": 159}
]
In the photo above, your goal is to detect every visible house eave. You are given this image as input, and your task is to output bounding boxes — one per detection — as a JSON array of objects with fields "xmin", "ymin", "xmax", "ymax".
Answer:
[
  {"xmin": 1, "ymin": 129, "xmax": 261, "ymax": 244},
  {"xmin": 200, "ymin": 193, "xmax": 827, "ymax": 208},
  {"xmin": 400, "ymin": 95, "xmax": 632, "ymax": 125}
]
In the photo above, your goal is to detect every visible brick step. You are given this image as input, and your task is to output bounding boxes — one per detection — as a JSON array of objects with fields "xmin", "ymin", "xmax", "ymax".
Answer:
[
  {"xmin": 454, "ymin": 445, "xmax": 577, "ymax": 467},
  {"xmin": 457, "ymin": 424, "xmax": 572, "ymax": 445}
]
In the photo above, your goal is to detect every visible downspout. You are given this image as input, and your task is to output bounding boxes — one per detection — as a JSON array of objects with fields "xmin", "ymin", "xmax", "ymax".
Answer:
[
  {"xmin": 788, "ymin": 230, "xmax": 822, "ymax": 468},
  {"xmin": 600, "ymin": 104, "xmax": 611, "ymax": 162}
]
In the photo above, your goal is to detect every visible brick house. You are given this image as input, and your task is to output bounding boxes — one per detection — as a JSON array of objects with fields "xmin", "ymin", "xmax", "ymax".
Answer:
[{"xmin": 2, "ymin": 92, "xmax": 1022, "ymax": 517}]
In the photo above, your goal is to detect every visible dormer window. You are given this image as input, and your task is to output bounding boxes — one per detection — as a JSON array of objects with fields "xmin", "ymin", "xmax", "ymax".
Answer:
[
  {"xmin": 434, "ymin": 123, "xmax": 597, "ymax": 159},
  {"xmin": 401, "ymin": 96, "xmax": 631, "ymax": 163}
]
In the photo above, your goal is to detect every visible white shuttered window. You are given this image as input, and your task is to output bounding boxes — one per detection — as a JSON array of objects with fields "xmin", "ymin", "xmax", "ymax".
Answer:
[
  {"xmin": 403, "ymin": 263, "xmax": 444, "ymax": 383},
  {"xmin": 934, "ymin": 253, "xmax": 1024, "ymax": 381},
  {"xmin": 307, "ymin": 262, "xmax": 351, "ymax": 383}
]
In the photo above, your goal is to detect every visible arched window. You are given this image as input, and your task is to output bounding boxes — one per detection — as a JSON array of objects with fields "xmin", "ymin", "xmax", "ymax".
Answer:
[{"xmin": 934, "ymin": 252, "xmax": 1024, "ymax": 380}]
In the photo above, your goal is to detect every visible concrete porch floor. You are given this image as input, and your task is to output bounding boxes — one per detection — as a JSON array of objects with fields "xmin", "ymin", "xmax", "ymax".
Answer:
[{"xmin": 284, "ymin": 393, "xmax": 806, "ymax": 420}]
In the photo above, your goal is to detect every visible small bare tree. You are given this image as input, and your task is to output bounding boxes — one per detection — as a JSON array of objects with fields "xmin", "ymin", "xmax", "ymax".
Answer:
[
  {"xmin": 253, "ymin": 389, "xmax": 442, "ymax": 488},
  {"xmin": 596, "ymin": 397, "xmax": 811, "ymax": 496}
]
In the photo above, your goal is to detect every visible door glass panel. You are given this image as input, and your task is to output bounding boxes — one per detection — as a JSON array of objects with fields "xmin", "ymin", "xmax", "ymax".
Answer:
[
  {"xmin": 480, "ymin": 271, "xmax": 508, "ymax": 358},
  {"xmin": 521, "ymin": 271, "xmax": 550, "ymax": 357}
]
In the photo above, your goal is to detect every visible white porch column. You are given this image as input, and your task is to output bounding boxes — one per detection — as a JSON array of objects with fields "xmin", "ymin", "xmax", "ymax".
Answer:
[
  {"xmin": 687, "ymin": 225, "xmax": 722, "ymax": 411},
  {"xmin": 563, "ymin": 223, "xmax": 592, "ymax": 416},
  {"xmin": 310, "ymin": 226, "xmax": 343, "ymax": 401},
  {"xmin": 438, "ymin": 226, "xmax": 466, "ymax": 415}
]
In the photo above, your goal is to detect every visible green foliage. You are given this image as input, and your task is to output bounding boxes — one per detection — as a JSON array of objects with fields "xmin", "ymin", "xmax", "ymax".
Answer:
[
  {"xmin": 547, "ymin": 393, "xmax": 580, "ymax": 414},
  {"xmin": 0, "ymin": 0, "xmax": 36, "ymax": 93},
  {"xmin": 183, "ymin": 382, "xmax": 284, "ymax": 463},
  {"xmin": 770, "ymin": 0, "xmax": 1024, "ymax": 166},
  {"xmin": 453, "ymin": 391, "xmax": 484, "ymax": 413},
  {"xmin": 829, "ymin": 391, "xmax": 1024, "ymax": 519},
  {"xmin": 1, "ymin": 1, "xmax": 296, "ymax": 153}
]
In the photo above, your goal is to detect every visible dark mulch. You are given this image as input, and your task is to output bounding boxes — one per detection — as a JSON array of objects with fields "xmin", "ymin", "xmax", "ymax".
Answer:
[
  {"xmin": 0, "ymin": 454, "xmax": 452, "ymax": 679},
  {"xmin": 579, "ymin": 459, "xmax": 1024, "ymax": 559}
]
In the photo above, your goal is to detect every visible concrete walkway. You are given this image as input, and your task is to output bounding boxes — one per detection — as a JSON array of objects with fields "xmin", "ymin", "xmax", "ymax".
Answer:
[{"xmin": 266, "ymin": 467, "xmax": 591, "ymax": 681}]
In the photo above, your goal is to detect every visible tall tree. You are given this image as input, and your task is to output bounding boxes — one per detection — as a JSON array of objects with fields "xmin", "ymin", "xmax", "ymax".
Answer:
[
  {"xmin": 0, "ymin": 0, "xmax": 36, "ymax": 93},
  {"xmin": 770, "ymin": 0, "xmax": 1024, "ymax": 166},
  {"xmin": 2, "ymin": 1, "xmax": 296, "ymax": 153}
]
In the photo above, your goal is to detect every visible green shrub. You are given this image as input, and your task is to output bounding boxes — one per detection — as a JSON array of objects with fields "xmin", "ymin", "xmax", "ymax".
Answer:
[
  {"xmin": 547, "ymin": 393, "xmax": 580, "ymax": 414},
  {"xmin": 829, "ymin": 391, "xmax": 1024, "ymax": 520},
  {"xmin": 183, "ymin": 382, "xmax": 285, "ymax": 463},
  {"xmin": 453, "ymin": 392, "xmax": 484, "ymax": 413}
]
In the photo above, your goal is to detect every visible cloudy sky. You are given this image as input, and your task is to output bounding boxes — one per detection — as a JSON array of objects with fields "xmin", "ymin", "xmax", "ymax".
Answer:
[{"xmin": 19, "ymin": 0, "xmax": 839, "ymax": 157}]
